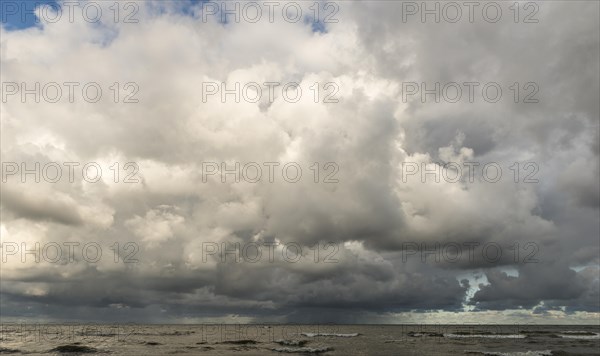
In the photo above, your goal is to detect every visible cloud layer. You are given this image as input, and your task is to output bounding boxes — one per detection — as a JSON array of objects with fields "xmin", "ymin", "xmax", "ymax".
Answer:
[{"xmin": 0, "ymin": 0, "xmax": 598, "ymax": 323}]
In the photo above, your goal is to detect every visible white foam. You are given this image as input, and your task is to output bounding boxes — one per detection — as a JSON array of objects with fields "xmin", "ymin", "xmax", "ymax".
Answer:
[
  {"xmin": 276, "ymin": 339, "xmax": 307, "ymax": 346},
  {"xmin": 409, "ymin": 333, "xmax": 427, "ymax": 337},
  {"xmin": 273, "ymin": 346, "xmax": 333, "ymax": 353},
  {"xmin": 558, "ymin": 333, "xmax": 600, "ymax": 339},
  {"xmin": 482, "ymin": 351, "xmax": 552, "ymax": 356},
  {"xmin": 300, "ymin": 332, "xmax": 359, "ymax": 338},
  {"xmin": 446, "ymin": 333, "xmax": 526, "ymax": 339}
]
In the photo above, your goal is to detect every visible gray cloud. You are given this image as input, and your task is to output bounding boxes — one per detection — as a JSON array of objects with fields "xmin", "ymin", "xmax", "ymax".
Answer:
[{"xmin": 0, "ymin": 0, "xmax": 598, "ymax": 323}]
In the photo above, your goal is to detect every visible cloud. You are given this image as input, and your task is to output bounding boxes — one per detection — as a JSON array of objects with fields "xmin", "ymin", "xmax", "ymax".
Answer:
[
  {"xmin": 470, "ymin": 264, "xmax": 594, "ymax": 310},
  {"xmin": 0, "ymin": 0, "xmax": 598, "ymax": 323}
]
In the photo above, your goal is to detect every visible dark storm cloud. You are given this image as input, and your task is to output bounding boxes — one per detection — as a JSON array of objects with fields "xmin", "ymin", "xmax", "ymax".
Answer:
[{"xmin": 470, "ymin": 264, "xmax": 589, "ymax": 310}]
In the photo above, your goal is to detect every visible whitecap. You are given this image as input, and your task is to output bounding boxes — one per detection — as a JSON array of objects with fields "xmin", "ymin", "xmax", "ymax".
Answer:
[
  {"xmin": 300, "ymin": 332, "xmax": 359, "ymax": 338},
  {"xmin": 273, "ymin": 346, "xmax": 333, "ymax": 353},
  {"xmin": 446, "ymin": 333, "xmax": 526, "ymax": 339},
  {"xmin": 276, "ymin": 339, "xmax": 308, "ymax": 346},
  {"xmin": 465, "ymin": 350, "xmax": 553, "ymax": 356},
  {"xmin": 557, "ymin": 333, "xmax": 600, "ymax": 339}
]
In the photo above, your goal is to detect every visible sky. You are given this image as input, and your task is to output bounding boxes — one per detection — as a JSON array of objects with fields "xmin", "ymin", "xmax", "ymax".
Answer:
[{"xmin": 0, "ymin": 0, "xmax": 599, "ymax": 324}]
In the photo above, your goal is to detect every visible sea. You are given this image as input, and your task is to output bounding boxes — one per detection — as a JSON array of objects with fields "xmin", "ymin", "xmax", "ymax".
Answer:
[{"xmin": 0, "ymin": 324, "xmax": 599, "ymax": 355}]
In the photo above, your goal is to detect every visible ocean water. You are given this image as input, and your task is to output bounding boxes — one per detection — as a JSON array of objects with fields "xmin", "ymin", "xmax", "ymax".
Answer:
[{"xmin": 0, "ymin": 324, "xmax": 599, "ymax": 355}]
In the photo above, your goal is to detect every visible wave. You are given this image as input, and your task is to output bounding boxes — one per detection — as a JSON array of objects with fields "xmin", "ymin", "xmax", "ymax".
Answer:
[
  {"xmin": 217, "ymin": 339, "xmax": 259, "ymax": 344},
  {"xmin": 276, "ymin": 340, "xmax": 308, "ymax": 346},
  {"xmin": 0, "ymin": 347, "xmax": 21, "ymax": 354},
  {"xmin": 300, "ymin": 332, "xmax": 359, "ymax": 337},
  {"xmin": 408, "ymin": 332, "xmax": 444, "ymax": 337},
  {"xmin": 143, "ymin": 341, "xmax": 162, "ymax": 346},
  {"xmin": 465, "ymin": 351, "xmax": 553, "ymax": 356},
  {"xmin": 557, "ymin": 332, "xmax": 600, "ymax": 340},
  {"xmin": 446, "ymin": 333, "xmax": 526, "ymax": 339},
  {"xmin": 559, "ymin": 331, "xmax": 598, "ymax": 334},
  {"xmin": 48, "ymin": 344, "xmax": 98, "ymax": 353},
  {"xmin": 273, "ymin": 346, "xmax": 333, "ymax": 353}
]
